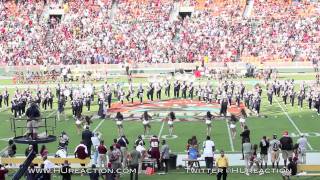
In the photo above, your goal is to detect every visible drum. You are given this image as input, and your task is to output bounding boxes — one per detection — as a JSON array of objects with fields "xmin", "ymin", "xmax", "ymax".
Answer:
[
  {"xmin": 239, "ymin": 118, "xmax": 246, "ymax": 123},
  {"xmin": 116, "ymin": 121, "xmax": 123, "ymax": 125},
  {"xmin": 168, "ymin": 120, "xmax": 173, "ymax": 125},
  {"xmin": 143, "ymin": 120, "xmax": 149, "ymax": 125},
  {"xmin": 205, "ymin": 120, "xmax": 211, "ymax": 125}
]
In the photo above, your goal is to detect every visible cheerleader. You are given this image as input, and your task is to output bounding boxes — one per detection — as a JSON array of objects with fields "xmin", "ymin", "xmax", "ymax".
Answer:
[
  {"xmin": 204, "ymin": 111, "xmax": 213, "ymax": 136},
  {"xmin": 137, "ymin": 84, "xmax": 144, "ymax": 104},
  {"xmin": 83, "ymin": 115, "xmax": 93, "ymax": 128},
  {"xmin": 239, "ymin": 109, "xmax": 247, "ymax": 131},
  {"xmin": 141, "ymin": 111, "xmax": 152, "ymax": 136},
  {"xmin": 115, "ymin": 112, "xmax": 124, "ymax": 136},
  {"xmin": 167, "ymin": 112, "xmax": 176, "ymax": 136},
  {"xmin": 75, "ymin": 114, "xmax": 83, "ymax": 134},
  {"xmin": 229, "ymin": 115, "xmax": 237, "ymax": 139}
]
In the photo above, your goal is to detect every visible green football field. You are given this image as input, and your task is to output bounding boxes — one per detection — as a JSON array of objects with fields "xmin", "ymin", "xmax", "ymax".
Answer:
[{"xmin": 0, "ymin": 73, "xmax": 319, "ymax": 179}]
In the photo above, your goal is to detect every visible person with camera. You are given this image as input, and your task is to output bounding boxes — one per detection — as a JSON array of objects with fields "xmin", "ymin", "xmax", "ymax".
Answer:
[{"xmin": 26, "ymin": 102, "xmax": 41, "ymax": 140}]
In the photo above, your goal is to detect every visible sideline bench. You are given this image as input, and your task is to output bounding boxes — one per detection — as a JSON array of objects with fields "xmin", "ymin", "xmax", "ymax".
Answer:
[
  {"xmin": 1, "ymin": 157, "xmax": 90, "ymax": 166},
  {"xmin": 296, "ymin": 165, "xmax": 320, "ymax": 177}
]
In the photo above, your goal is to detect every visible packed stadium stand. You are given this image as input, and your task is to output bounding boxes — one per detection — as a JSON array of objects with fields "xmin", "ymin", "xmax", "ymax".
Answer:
[{"xmin": 0, "ymin": 0, "xmax": 319, "ymax": 66}]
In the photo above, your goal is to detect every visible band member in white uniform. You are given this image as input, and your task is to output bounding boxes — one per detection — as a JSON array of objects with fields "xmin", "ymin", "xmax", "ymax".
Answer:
[
  {"xmin": 137, "ymin": 83, "xmax": 144, "ymax": 104},
  {"xmin": 115, "ymin": 112, "xmax": 124, "ymax": 136},
  {"xmin": 167, "ymin": 111, "xmax": 176, "ymax": 136},
  {"xmin": 164, "ymin": 79, "xmax": 171, "ymax": 97},
  {"xmin": 188, "ymin": 82, "xmax": 194, "ymax": 100},
  {"xmin": 118, "ymin": 88, "xmax": 125, "ymax": 105},
  {"xmin": 181, "ymin": 81, "xmax": 187, "ymax": 99},
  {"xmin": 196, "ymin": 85, "xmax": 202, "ymax": 101},
  {"xmin": 141, "ymin": 111, "xmax": 152, "ymax": 136},
  {"xmin": 204, "ymin": 111, "xmax": 213, "ymax": 136},
  {"xmin": 126, "ymin": 84, "xmax": 134, "ymax": 104},
  {"xmin": 105, "ymin": 84, "xmax": 112, "ymax": 108},
  {"xmin": 155, "ymin": 82, "xmax": 162, "ymax": 100},
  {"xmin": 207, "ymin": 85, "xmax": 213, "ymax": 103}
]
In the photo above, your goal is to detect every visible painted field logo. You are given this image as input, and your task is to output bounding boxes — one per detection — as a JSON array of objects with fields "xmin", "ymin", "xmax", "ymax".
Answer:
[{"xmin": 290, "ymin": 132, "xmax": 320, "ymax": 138}]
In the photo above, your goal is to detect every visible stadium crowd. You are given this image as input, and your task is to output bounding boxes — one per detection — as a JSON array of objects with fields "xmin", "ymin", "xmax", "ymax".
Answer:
[{"xmin": 0, "ymin": 0, "xmax": 319, "ymax": 66}]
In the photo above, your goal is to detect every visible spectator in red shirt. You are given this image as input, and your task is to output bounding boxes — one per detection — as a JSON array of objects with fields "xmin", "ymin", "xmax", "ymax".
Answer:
[
  {"xmin": 0, "ymin": 164, "xmax": 8, "ymax": 180},
  {"xmin": 98, "ymin": 140, "xmax": 108, "ymax": 168},
  {"xmin": 74, "ymin": 141, "xmax": 88, "ymax": 166}
]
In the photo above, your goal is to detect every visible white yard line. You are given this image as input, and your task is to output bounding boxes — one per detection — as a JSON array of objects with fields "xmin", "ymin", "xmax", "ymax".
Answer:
[
  {"xmin": 93, "ymin": 119, "xmax": 105, "ymax": 132},
  {"xmin": 0, "ymin": 147, "xmax": 7, "ymax": 154},
  {"xmin": 158, "ymin": 120, "xmax": 165, "ymax": 139},
  {"xmin": 226, "ymin": 119, "xmax": 235, "ymax": 152},
  {"xmin": 275, "ymin": 98, "xmax": 314, "ymax": 150}
]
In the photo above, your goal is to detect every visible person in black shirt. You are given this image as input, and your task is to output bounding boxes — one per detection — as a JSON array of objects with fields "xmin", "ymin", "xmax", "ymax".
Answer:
[
  {"xmin": 25, "ymin": 163, "xmax": 36, "ymax": 180},
  {"xmin": 280, "ymin": 131, "xmax": 293, "ymax": 167},
  {"xmin": 134, "ymin": 135, "xmax": 145, "ymax": 146},
  {"xmin": 173, "ymin": 80, "xmax": 180, "ymax": 98},
  {"xmin": 82, "ymin": 126, "xmax": 93, "ymax": 157},
  {"xmin": 282, "ymin": 157, "xmax": 297, "ymax": 180},
  {"xmin": 259, "ymin": 136, "xmax": 269, "ymax": 169},
  {"xmin": 0, "ymin": 93, "xmax": 2, "ymax": 109},
  {"xmin": 26, "ymin": 103, "xmax": 41, "ymax": 140},
  {"xmin": 220, "ymin": 98, "xmax": 228, "ymax": 117},
  {"xmin": 117, "ymin": 135, "xmax": 129, "ymax": 168},
  {"xmin": 60, "ymin": 160, "xmax": 72, "ymax": 180},
  {"xmin": 35, "ymin": 164, "xmax": 51, "ymax": 180},
  {"xmin": 88, "ymin": 164, "xmax": 100, "ymax": 180},
  {"xmin": 240, "ymin": 125, "xmax": 250, "ymax": 160}
]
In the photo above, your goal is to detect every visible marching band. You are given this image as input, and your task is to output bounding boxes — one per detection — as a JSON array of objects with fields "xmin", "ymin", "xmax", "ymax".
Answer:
[{"xmin": 4, "ymin": 77, "xmax": 320, "ymax": 121}]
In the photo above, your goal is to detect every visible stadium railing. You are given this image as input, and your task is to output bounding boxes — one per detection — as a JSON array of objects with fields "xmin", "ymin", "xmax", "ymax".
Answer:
[{"xmin": 297, "ymin": 165, "xmax": 320, "ymax": 177}]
